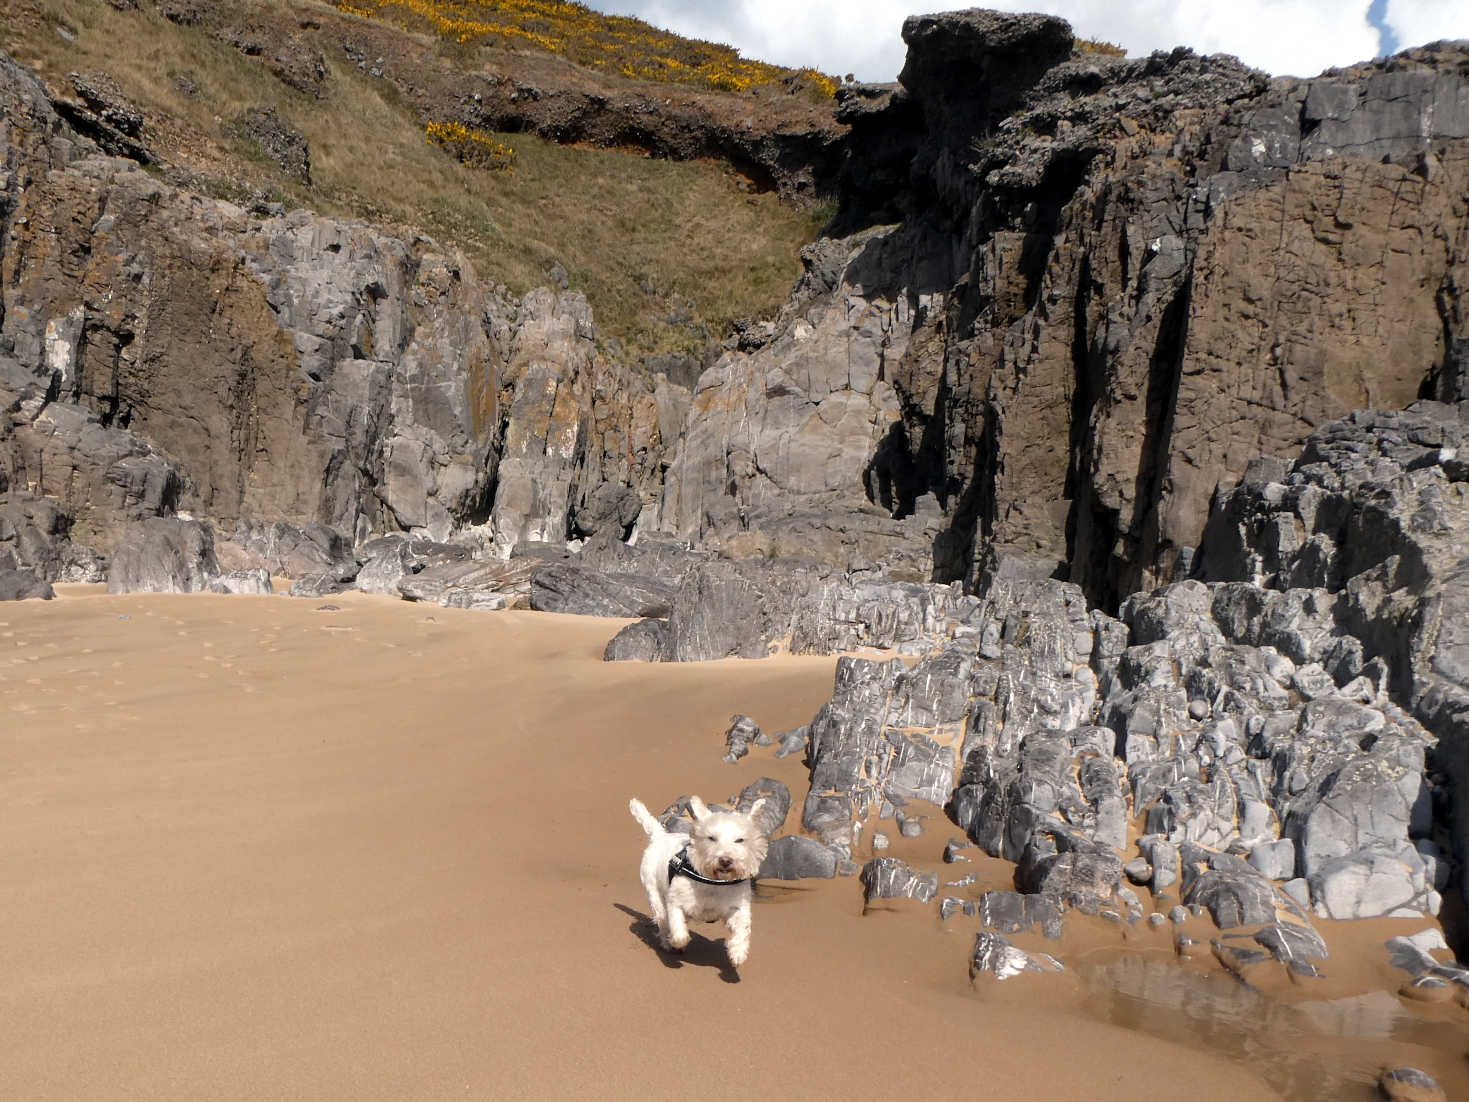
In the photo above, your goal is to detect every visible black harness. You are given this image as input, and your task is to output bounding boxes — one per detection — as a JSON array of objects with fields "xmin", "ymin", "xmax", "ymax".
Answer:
[{"xmin": 668, "ymin": 847, "xmax": 748, "ymax": 887}]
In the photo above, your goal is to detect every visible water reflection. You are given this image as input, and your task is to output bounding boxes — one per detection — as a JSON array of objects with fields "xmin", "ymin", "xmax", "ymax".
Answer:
[{"xmin": 1076, "ymin": 957, "xmax": 1464, "ymax": 1101}]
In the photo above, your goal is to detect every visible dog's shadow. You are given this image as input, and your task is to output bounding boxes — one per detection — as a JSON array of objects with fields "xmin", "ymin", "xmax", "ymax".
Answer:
[{"xmin": 614, "ymin": 903, "xmax": 741, "ymax": 984}]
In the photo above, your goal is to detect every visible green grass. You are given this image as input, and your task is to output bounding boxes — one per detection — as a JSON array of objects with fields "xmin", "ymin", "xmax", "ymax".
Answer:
[{"xmin": 6, "ymin": 0, "xmax": 826, "ymax": 361}]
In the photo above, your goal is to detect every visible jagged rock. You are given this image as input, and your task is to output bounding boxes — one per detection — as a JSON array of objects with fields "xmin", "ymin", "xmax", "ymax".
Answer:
[
  {"xmin": 1016, "ymin": 827, "xmax": 1123, "ymax": 916},
  {"xmin": 529, "ymin": 563, "xmax": 674, "ymax": 618},
  {"xmin": 227, "ymin": 104, "xmax": 310, "ymax": 182},
  {"xmin": 51, "ymin": 71, "xmax": 150, "ymax": 162},
  {"xmin": 859, "ymin": 857, "xmax": 938, "ymax": 904},
  {"xmin": 977, "ymin": 889, "xmax": 1064, "ymax": 939},
  {"xmin": 758, "ymin": 835, "xmax": 838, "ymax": 880},
  {"xmin": 1182, "ymin": 855, "xmax": 1278, "ymax": 929},
  {"xmin": 106, "ymin": 518, "xmax": 219, "ymax": 594},
  {"xmin": 969, "ymin": 931, "xmax": 1064, "ymax": 981},
  {"xmin": 603, "ymin": 618, "xmax": 670, "ymax": 662},
  {"xmin": 723, "ymin": 715, "xmax": 759, "ymax": 763}
]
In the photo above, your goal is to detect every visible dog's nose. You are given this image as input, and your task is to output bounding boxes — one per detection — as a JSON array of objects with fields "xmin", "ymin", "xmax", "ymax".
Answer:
[{"xmin": 717, "ymin": 857, "xmax": 733, "ymax": 869}]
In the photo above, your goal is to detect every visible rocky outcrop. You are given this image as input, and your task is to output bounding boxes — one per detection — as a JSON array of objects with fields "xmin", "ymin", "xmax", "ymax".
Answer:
[
  {"xmin": 650, "ymin": 14, "xmax": 1469, "ymax": 606},
  {"xmin": 1193, "ymin": 401, "xmax": 1469, "ymax": 904},
  {"xmin": 106, "ymin": 516, "xmax": 219, "ymax": 593},
  {"xmin": 753, "ymin": 405, "xmax": 1467, "ymax": 950},
  {"xmin": 0, "ymin": 47, "xmax": 680, "ymax": 572}
]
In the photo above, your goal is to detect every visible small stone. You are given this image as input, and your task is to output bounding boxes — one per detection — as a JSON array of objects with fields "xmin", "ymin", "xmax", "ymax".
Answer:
[
  {"xmin": 872, "ymin": 830, "xmax": 891, "ymax": 852},
  {"xmin": 898, "ymin": 815, "xmax": 924, "ymax": 838},
  {"xmin": 1169, "ymin": 905, "xmax": 1189, "ymax": 924},
  {"xmin": 1124, "ymin": 857, "xmax": 1153, "ymax": 884},
  {"xmin": 1398, "ymin": 976, "xmax": 1455, "ymax": 1004},
  {"xmin": 940, "ymin": 897, "xmax": 966, "ymax": 921},
  {"xmin": 1377, "ymin": 1067, "xmax": 1446, "ymax": 1102},
  {"xmin": 1148, "ymin": 912, "xmax": 1167, "ymax": 927},
  {"xmin": 943, "ymin": 839, "xmax": 973, "ymax": 863}
]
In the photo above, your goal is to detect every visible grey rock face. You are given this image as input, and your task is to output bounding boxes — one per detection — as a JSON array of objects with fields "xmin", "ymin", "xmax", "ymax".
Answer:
[
  {"xmin": 529, "ymin": 563, "xmax": 674, "ymax": 618},
  {"xmin": 758, "ymin": 835, "xmax": 838, "ymax": 880},
  {"xmin": 0, "ymin": 566, "xmax": 53, "ymax": 600},
  {"xmin": 219, "ymin": 520, "xmax": 357, "ymax": 581},
  {"xmin": 603, "ymin": 618, "xmax": 670, "ymax": 662},
  {"xmin": 106, "ymin": 518, "xmax": 219, "ymax": 594},
  {"xmin": 663, "ymin": 560, "xmax": 796, "ymax": 662}
]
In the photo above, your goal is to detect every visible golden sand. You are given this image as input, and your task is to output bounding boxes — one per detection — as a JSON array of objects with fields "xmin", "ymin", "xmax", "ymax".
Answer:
[{"xmin": 3, "ymin": 588, "xmax": 1462, "ymax": 1100}]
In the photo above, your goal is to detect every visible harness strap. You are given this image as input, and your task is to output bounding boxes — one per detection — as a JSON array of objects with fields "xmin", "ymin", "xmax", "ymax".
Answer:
[{"xmin": 668, "ymin": 847, "xmax": 747, "ymax": 887}]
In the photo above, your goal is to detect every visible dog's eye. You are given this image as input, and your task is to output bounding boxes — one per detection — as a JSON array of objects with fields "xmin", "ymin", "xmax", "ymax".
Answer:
[
  {"xmin": 707, "ymin": 835, "xmax": 716, "ymax": 841},
  {"xmin": 735, "ymin": 838, "xmax": 744, "ymax": 843}
]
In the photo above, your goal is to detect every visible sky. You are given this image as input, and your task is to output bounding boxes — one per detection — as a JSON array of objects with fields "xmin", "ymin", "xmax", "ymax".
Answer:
[{"xmin": 585, "ymin": 0, "xmax": 1466, "ymax": 82}]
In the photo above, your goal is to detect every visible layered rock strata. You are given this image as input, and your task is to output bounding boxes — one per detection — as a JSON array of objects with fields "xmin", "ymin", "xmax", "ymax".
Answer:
[{"xmin": 651, "ymin": 13, "xmax": 1469, "ymax": 604}]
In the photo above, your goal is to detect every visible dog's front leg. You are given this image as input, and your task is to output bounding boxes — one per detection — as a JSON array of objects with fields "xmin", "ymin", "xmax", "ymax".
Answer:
[
  {"xmin": 724, "ymin": 901, "xmax": 751, "ymax": 968},
  {"xmin": 665, "ymin": 903, "xmax": 691, "ymax": 951}
]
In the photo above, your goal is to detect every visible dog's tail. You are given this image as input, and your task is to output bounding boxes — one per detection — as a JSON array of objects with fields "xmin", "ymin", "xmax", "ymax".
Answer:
[{"xmin": 629, "ymin": 798, "xmax": 664, "ymax": 838}]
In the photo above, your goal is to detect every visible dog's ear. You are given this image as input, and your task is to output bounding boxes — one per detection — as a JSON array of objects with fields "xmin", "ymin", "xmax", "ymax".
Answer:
[
  {"xmin": 747, "ymin": 797, "xmax": 768, "ymax": 830},
  {"xmin": 687, "ymin": 795, "xmax": 710, "ymax": 822}
]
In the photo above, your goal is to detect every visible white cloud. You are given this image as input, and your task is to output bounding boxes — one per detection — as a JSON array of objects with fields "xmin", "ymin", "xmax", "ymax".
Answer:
[
  {"xmin": 1386, "ymin": 0, "xmax": 1468, "ymax": 49},
  {"xmin": 586, "ymin": 0, "xmax": 1416, "ymax": 82}
]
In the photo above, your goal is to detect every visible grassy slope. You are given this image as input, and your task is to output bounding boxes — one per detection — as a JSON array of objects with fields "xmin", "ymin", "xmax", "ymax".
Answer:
[{"xmin": 7, "ymin": 0, "xmax": 831, "ymax": 362}]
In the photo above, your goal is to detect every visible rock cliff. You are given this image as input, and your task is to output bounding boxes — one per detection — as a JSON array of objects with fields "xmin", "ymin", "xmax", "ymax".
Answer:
[
  {"xmin": 655, "ymin": 12, "xmax": 1469, "ymax": 608},
  {"xmin": 5, "ymin": 12, "xmax": 1466, "ymax": 606},
  {"xmin": 0, "ymin": 49, "xmax": 679, "ymax": 574}
]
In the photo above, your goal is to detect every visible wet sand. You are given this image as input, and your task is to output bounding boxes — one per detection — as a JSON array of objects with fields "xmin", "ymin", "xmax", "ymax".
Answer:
[{"xmin": 2, "ymin": 589, "xmax": 1462, "ymax": 1100}]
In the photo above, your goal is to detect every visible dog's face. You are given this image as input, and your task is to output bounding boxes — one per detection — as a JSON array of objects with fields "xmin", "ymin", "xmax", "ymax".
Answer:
[{"xmin": 686, "ymin": 796, "xmax": 770, "ymax": 881}]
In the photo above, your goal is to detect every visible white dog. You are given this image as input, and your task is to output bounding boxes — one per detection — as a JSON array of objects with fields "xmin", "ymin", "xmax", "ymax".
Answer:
[{"xmin": 628, "ymin": 795, "xmax": 770, "ymax": 969}]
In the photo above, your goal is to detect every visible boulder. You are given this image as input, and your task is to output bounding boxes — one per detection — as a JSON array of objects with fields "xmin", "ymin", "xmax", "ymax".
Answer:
[
  {"xmin": 107, "ymin": 518, "xmax": 219, "ymax": 594},
  {"xmin": 529, "ymin": 563, "xmax": 674, "ymax": 618},
  {"xmin": 758, "ymin": 835, "xmax": 838, "ymax": 880},
  {"xmin": 603, "ymin": 618, "xmax": 670, "ymax": 662},
  {"xmin": 859, "ymin": 857, "xmax": 938, "ymax": 905},
  {"xmin": 969, "ymin": 931, "xmax": 1064, "ymax": 981},
  {"xmin": 0, "ymin": 567, "xmax": 53, "ymax": 600}
]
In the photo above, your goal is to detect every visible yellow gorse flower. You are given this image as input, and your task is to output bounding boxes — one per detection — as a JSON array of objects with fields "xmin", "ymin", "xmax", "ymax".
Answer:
[
  {"xmin": 426, "ymin": 119, "xmax": 517, "ymax": 170},
  {"xmin": 335, "ymin": 0, "xmax": 838, "ymax": 99}
]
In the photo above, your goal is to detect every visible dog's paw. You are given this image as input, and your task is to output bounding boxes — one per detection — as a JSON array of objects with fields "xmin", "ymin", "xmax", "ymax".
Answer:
[
  {"xmin": 726, "ymin": 947, "xmax": 748, "ymax": 969},
  {"xmin": 668, "ymin": 931, "xmax": 690, "ymax": 951}
]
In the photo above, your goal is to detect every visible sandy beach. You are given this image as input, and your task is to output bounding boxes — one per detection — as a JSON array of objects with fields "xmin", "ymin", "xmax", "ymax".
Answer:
[{"xmin": 3, "ymin": 589, "xmax": 1464, "ymax": 1100}]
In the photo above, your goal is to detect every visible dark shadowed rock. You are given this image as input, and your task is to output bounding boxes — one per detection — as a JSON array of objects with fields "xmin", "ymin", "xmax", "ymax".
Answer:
[{"xmin": 0, "ymin": 566, "xmax": 53, "ymax": 600}]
